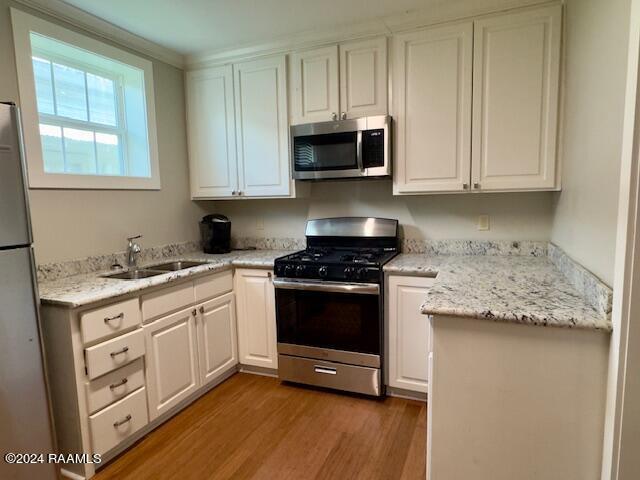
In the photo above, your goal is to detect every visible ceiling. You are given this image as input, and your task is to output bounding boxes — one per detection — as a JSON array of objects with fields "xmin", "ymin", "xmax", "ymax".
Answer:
[{"xmin": 59, "ymin": 0, "xmax": 436, "ymax": 56}]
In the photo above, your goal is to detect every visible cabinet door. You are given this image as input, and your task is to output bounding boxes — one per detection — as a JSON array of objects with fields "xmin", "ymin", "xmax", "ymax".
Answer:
[
  {"xmin": 393, "ymin": 23, "xmax": 473, "ymax": 194},
  {"xmin": 144, "ymin": 308, "xmax": 199, "ymax": 420},
  {"xmin": 290, "ymin": 45, "xmax": 340, "ymax": 124},
  {"xmin": 197, "ymin": 292, "xmax": 238, "ymax": 386},
  {"xmin": 186, "ymin": 65, "xmax": 238, "ymax": 198},
  {"xmin": 234, "ymin": 56, "xmax": 291, "ymax": 197},
  {"xmin": 339, "ymin": 37, "xmax": 388, "ymax": 119},
  {"xmin": 387, "ymin": 275, "xmax": 435, "ymax": 393},
  {"xmin": 471, "ymin": 5, "xmax": 561, "ymax": 191},
  {"xmin": 234, "ymin": 269, "xmax": 277, "ymax": 369}
]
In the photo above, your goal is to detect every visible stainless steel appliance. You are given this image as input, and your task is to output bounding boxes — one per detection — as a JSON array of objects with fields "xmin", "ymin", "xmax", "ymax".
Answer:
[
  {"xmin": 274, "ymin": 217, "xmax": 399, "ymax": 396},
  {"xmin": 290, "ymin": 115, "xmax": 391, "ymax": 181},
  {"xmin": 0, "ymin": 102, "xmax": 58, "ymax": 479}
]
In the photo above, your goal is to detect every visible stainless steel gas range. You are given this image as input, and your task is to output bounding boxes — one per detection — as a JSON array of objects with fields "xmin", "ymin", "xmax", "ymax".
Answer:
[{"xmin": 273, "ymin": 217, "xmax": 399, "ymax": 396}]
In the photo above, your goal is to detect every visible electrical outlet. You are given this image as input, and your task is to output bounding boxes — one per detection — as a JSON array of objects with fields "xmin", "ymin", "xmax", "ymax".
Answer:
[
  {"xmin": 477, "ymin": 215, "xmax": 490, "ymax": 231},
  {"xmin": 256, "ymin": 218, "xmax": 264, "ymax": 231}
]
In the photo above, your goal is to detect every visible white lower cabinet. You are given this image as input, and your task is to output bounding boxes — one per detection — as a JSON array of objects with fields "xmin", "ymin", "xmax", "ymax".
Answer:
[
  {"xmin": 88, "ymin": 387, "xmax": 149, "ymax": 456},
  {"xmin": 144, "ymin": 307, "xmax": 200, "ymax": 420},
  {"xmin": 234, "ymin": 268, "xmax": 278, "ymax": 369},
  {"xmin": 197, "ymin": 292, "xmax": 238, "ymax": 386},
  {"xmin": 387, "ymin": 275, "xmax": 435, "ymax": 393}
]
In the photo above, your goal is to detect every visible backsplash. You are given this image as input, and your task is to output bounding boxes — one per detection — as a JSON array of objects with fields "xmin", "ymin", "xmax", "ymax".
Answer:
[
  {"xmin": 36, "ymin": 237, "xmax": 614, "ymax": 320},
  {"xmin": 36, "ymin": 241, "xmax": 201, "ymax": 283},
  {"xmin": 401, "ymin": 239, "xmax": 548, "ymax": 256},
  {"xmin": 547, "ymin": 243, "xmax": 613, "ymax": 318}
]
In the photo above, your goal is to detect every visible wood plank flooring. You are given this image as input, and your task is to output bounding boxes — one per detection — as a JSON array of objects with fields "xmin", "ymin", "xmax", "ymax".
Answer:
[{"xmin": 94, "ymin": 373, "xmax": 427, "ymax": 480}]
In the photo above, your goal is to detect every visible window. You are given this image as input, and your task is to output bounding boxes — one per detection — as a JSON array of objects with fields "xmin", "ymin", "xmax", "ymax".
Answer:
[{"xmin": 11, "ymin": 9, "xmax": 160, "ymax": 189}]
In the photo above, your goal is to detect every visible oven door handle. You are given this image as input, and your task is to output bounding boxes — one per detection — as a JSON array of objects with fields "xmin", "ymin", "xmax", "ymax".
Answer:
[{"xmin": 272, "ymin": 278, "xmax": 379, "ymax": 295}]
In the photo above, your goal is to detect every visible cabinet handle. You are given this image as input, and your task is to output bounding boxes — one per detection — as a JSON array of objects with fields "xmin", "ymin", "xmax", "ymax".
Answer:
[
  {"xmin": 109, "ymin": 378, "xmax": 128, "ymax": 390},
  {"xmin": 192, "ymin": 308, "xmax": 197, "ymax": 317},
  {"xmin": 113, "ymin": 414, "xmax": 132, "ymax": 428},
  {"xmin": 199, "ymin": 306, "xmax": 205, "ymax": 314},
  {"xmin": 473, "ymin": 183, "xmax": 480, "ymax": 189},
  {"xmin": 331, "ymin": 112, "xmax": 337, "ymax": 121},
  {"xmin": 462, "ymin": 183, "xmax": 468, "ymax": 190},
  {"xmin": 238, "ymin": 191, "xmax": 243, "ymax": 196},
  {"xmin": 231, "ymin": 190, "xmax": 237, "ymax": 196},
  {"xmin": 267, "ymin": 272, "xmax": 272, "ymax": 279},
  {"xmin": 341, "ymin": 112, "xmax": 347, "ymax": 120},
  {"xmin": 104, "ymin": 313, "xmax": 124, "ymax": 324},
  {"xmin": 110, "ymin": 346, "xmax": 129, "ymax": 358}
]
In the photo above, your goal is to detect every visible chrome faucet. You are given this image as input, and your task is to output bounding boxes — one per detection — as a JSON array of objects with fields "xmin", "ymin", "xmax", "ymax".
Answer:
[{"xmin": 126, "ymin": 235, "xmax": 142, "ymax": 268}]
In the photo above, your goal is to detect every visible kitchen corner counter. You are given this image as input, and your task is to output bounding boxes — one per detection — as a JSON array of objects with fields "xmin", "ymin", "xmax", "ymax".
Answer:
[
  {"xmin": 39, "ymin": 250, "xmax": 291, "ymax": 308},
  {"xmin": 384, "ymin": 254, "xmax": 612, "ymax": 332}
]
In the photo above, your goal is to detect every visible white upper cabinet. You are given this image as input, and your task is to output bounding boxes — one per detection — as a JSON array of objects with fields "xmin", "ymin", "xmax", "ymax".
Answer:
[
  {"xmin": 234, "ymin": 55, "xmax": 291, "ymax": 197},
  {"xmin": 393, "ymin": 22, "xmax": 473, "ymax": 194},
  {"xmin": 186, "ymin": 65, "xmax": 237, "ymax": 198},
  {"xmin": 290, "ymin": 37, "xmax": 388, "ymax": 124},
  {"xmin": 339, "ymin": 37, "xmax": 388, "ymax": 119},
  {"xmin": 471, "ymin": 5, "xmax": 561, "ymax": 191},
  {"xmin": 290, "ymin": 45, "xmax": 339, "ymax": 124}
]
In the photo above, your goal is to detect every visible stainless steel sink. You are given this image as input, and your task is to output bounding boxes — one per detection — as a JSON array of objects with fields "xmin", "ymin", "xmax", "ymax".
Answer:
[
  {"xmin": 150, "ymin": 260, "xmax": 209, "ymax": 271},
  {"xmin": 103, "ymin": 269, "xmax": 166, "ymax": 280}
]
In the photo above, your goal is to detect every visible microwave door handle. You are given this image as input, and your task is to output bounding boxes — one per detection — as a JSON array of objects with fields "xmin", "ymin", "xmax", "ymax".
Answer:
[{"xmin": 356, "ymin": 130, "xmax": 364, "ymax": 173}]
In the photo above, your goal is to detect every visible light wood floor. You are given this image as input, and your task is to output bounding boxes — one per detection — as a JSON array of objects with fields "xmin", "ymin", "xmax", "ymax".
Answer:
[{"xmin": 94, "ymin": 373, "xmax": 427, "ymax": 480}]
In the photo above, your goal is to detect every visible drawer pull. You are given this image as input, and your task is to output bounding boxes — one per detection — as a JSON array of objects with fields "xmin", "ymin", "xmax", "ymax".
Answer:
[
  {"xmin": 314, "ymin": 366, "xmax": 337, "ymax": 375},
  {"xmin": 104, "ymin": 313, "xmax": 124, "ymax": 324},
  {"xmin": 109, "ymin": 378, "xmax": 129, "ymax": 390},
  {"xmin": 110, "ymin": 346, "xmax": 129, "ymax": 358},
  {"xmin": 113, "ymin": 414, "xmax": 132, "ymax": 428}
]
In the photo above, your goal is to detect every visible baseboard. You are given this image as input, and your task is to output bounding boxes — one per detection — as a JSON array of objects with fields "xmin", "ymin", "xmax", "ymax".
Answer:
[
  {"xmin": 386, "ymin": 385, "xmax": 427, "ymax": 401},
  {"xmin": 239, "ymin": 364, "xmax": 278, "ymax": 378}
]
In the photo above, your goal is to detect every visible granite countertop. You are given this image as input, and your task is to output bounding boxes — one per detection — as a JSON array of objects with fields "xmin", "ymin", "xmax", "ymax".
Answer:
[
  {"xmin": 384, "ymin": 254, "xmax": 612, "ymax": 332},
  {"xmin": 39, "ymin": 250, "xmax": 292, "ymax": 308}
]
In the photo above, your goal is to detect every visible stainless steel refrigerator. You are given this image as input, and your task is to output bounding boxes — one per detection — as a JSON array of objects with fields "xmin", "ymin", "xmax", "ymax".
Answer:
[{"xmin": 0, "ymin": 102, "xmax": 58, "ymax": 479}]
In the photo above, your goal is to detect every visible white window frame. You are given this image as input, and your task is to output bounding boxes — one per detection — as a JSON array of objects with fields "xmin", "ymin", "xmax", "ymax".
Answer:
[{"xmin": 11, "ymin": 8, "xmax": 161, "ymax": 190}]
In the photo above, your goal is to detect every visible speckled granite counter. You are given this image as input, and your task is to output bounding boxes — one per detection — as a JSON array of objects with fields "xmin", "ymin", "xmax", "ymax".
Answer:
[
  {"xmin": 39, "ymin": 250, "xmax": 292, "ymax": 308},
  {"xmin": 384, "ymin": 254, "xmax": 612, "ymax": 332}
]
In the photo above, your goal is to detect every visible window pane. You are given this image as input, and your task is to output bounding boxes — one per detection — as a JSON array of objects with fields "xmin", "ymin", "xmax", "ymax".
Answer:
[
  {"xmin": 39, "ymin": 124, "xmax": 64, "ymax": 173},
  {"xmin": 53, "ymin": 63, "xmax": 87, "ymax": 121},
  {"xmin": 87, "ymin": 73, "xmax": 117, "ymax": 126},
  {"xmin": 96, "ymin": 133, "xmax": 122, "ymax": 175},
  {"xmin": 63, "ymin": 127, "xmax": 96, "ymax": 174},
  {"xmin": 32, "ymin": 57, "xmax": 55, "ymax": 115}
]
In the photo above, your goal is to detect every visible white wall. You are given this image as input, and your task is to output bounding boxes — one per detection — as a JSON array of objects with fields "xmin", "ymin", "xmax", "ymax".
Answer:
[
  {"xmin": 206, "ymin": 181, "xmax": 554, "ymax": 241},
  {"xmin": 550, "ymin": 0, "xmax": 631, "ymax": 287},
  {"xmin": 0, "ymin": 0, "xmax": 205, "ymax": 264}
]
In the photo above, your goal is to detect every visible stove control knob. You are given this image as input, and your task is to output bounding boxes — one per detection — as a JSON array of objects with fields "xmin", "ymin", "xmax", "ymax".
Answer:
[
  {"xmin": 318, "ymin": 266, "xmax": 328, "ymax": 278},
  {"xmin": 284, "ymin": 265, "xmax": 294, "ymax": 277},
  {"xmin": 356, "ymin": 268, "xmax": 368, "ymax": 280},
  {"xmin": 344, "ymin": 267, "xmax": 356, "ymax": 279},
  {"xmin": 295, "ymin": 265, "xmax": 305, "ymax": 277}
]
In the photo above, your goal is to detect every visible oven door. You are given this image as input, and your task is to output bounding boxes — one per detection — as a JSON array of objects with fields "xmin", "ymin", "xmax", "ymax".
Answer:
[{"xmin": 273, "ymin": 278, "xmax": 381, "ymax": 367}]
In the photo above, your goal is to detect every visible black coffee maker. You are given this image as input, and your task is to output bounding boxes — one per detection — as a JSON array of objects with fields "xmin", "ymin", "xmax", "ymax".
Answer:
[{"xmin": 200, "ymin": 214, "xmax": 231, "ymax": 254}]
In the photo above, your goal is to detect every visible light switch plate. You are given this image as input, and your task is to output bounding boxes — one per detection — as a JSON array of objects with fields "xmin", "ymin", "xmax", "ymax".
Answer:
[{"xmin": 477, "ymin": 215, "xmax": 490, "ymax": 231}]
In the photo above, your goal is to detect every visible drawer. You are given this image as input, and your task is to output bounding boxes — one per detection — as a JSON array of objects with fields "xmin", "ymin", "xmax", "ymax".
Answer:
[
  {"xmin": 85, "ymin": 329, "xmax": 145, "ymax": 380},
  {"xmin": 81, "ymin": 298, "xmax": 141, "ymax": 345},
  {"xmin": 85, "ymin": 358, "xmax": 145, "ymax": 414},
  {"xmin": 194, "ymin": 270, "xmax": 233, "ymax": 303},
  {"xmin": 142, "ymin": 282, "xmax": 195, "ymax": 323},
  {"xmin": 278, "ymin": 354, "xmax": 381, "ymax": 396},
  {"xmin": 89, "ymin": 387, "xmax": 148, "ymax": 456}
]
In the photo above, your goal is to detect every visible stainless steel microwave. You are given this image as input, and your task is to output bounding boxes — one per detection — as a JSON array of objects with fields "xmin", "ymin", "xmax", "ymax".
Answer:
[{"xmin": 290, "ymin": 115, "xmax": 391, "ymax": 181}]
